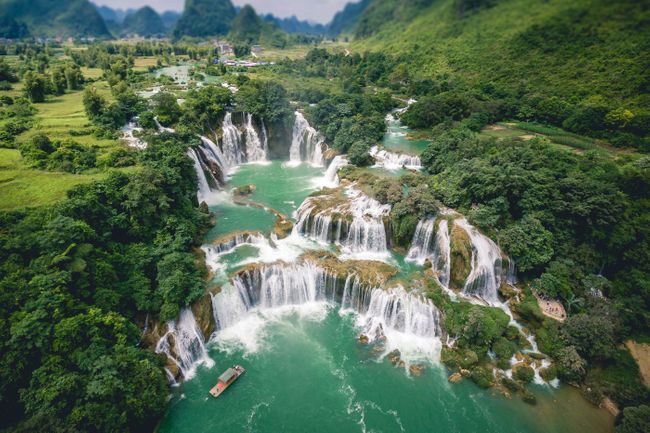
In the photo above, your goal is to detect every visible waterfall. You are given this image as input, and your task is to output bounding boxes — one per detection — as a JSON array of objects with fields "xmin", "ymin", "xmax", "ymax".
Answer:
[
  {"xmin": 358, "ymin": 286, "xmax": 442, "ymax": 342},
  {"xmin": 187, "ymin": 148, "xmax": 215, "ymax": 204},
  {"xmin": 206, "ymin": 232, "xmax": 266, "ymax": 255},
  {"xmin": 406, "ymin": 219, "xmax": 451, "ymax": 288},
  {"xmin": 210, "ymin": 262, "xmax": 338, "ymax": 332},
  {"xmin": 340, "ymin": 275, "xmax": 373, "ymax": 313},
  {"xmin": 370, "ymin": 146, "xmax": 422, "ymax": 171},
  {"xmin": 293, "ymin": 187, "xmax": 391, "ymax": 255},
  {"xmin": 261, "ymin": 119, "xmax": 269, "ymax": 156},
  {"xmin": 322, "ymin": 155, "xmax": 348, "ymax": 187},
  {"xmin": 154, "ymin": 118, "xmax": 175, "ymax": 133},
  {"xmin": 121, "ymin": 119, "xmax": 146, "ymax": 150},
  {"xmin": 244, "ymin": 113, "xmax": 267, "ymax": 162},
  {"xmin": 200, "ymin": 136, "xmax": 229, "ymax": 174},
  {"xmin": 290, "ymin": 111, "xmax": 326, "ymax": 166},
  {"xmin": 222, "ymin": 112, "xmax": 245, "ymax": 166},
  {"xmin": 343, "ymin": 188, "xmax": 391, "ymax": 254},
  {"xmin": 293, "ymin": 206, "xmax": 333, "ymax": 243},
  {"xmin": 209, "ymin": 261, "xmax": 443, "ymax": 362},
  {"xmin": 455, "ymin": 218, "xmax": 504, "ymax": 304},
  {"xmin": 155, "ymin": 308, "xmax": 214, "ymax": 380}
]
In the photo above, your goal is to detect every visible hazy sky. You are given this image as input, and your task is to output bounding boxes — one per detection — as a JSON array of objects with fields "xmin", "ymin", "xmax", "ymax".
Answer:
[{"xmin": 94, "ymin": 0, "xmax": 354, "ymax": 23}]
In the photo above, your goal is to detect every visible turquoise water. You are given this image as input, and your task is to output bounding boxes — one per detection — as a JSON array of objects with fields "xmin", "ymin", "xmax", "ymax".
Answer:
[
  {"xmin": 159, "ymin": 309, "xmax": 613, "ymax": 433},
  {"xmin": 229, "ymin": 162, "xmax": 323, "ymax": 216},
  {"xmin": 382, "ymin": 116, "xmax": 431, "ymax": 155},
  {"xmin": 160, "ymin": 150, "xmax": 614, "ymax": 433}
]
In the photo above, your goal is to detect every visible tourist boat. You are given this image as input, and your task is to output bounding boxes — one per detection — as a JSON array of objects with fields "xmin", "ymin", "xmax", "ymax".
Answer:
[{"xmin": 209, "ymin": 365, "xmax": 246, "ymax": 398}]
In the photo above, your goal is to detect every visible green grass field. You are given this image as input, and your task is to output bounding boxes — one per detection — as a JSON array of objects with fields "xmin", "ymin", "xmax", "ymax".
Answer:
[
  {"xmin": 0, "ymin": 148, "xmax": 104, "ymax": 210},
  {"xmin": 480, "ymin": 122, "xmax": 637, "ymax": 160},
  {"xmin": 0, "ymin": 74, "xmax": 126, "ymax": 209},
  {"xmin": 16, "ymin": 81, "xmax": 118, "ymax": 149}
]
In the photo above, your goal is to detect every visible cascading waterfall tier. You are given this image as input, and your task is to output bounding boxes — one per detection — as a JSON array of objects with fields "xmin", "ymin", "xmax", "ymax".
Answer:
[
  {"xmin": 209, "ymin": 261, "xmax": 443, "ymax": 362},
  {"xmin": 206, "ymin": 232, "xmax": 266, "ymax": 256},
  {"xmin": 406, "ymin": 218, "xmax": 451, "ymax": 288},
  {"xmin": 357, "ymin": 286, "xmax": 443, "ymax": 346},
  {"xmin": 210, "ymin": 262, "xmax": 339, "ymax": 332},
  {"xmin": 222, "ymin": 112, "xmax": 245, "ymax": 166},
  {"xmin": 290, "ymin": 111, "xmax": 326, "ymax": 166},
  {"xmin": 187, "ymin": 136, "xmax": 230, "ymax": 203},
  {"xmin": 244, "ymin": 113, "xmax": 268, "ymax": 162},
  {"xmin": 321, "ymin": 155, "xmax": 348, "ymax": 188},
  {"xmin": 455, "ymin": 218, "xmax": 505, "ymax": 305},
  {"xmin": 155, "ymin": 308, "xmax": 214, "ymax": 380},
  {"xmin": 370, "ymin": 146, "xmax": 422, "ymax": 171},
  {"xmin": 121, "ymin": 119, "xmax": 146, "ymax": 150},
  {"xmin": 293, "ymin": 187, "xmax": 391, "ymax": 255}
]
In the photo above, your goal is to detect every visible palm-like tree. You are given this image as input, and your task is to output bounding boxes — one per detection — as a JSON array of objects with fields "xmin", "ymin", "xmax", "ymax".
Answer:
[{"xmin": 564, "ymin": 292, "xmax": 585, "ymax": 315}]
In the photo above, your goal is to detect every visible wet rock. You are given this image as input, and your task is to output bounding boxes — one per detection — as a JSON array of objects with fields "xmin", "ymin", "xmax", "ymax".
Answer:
[
  {"xmin": 358, "ymin": 334, "xmax": 369, "ymax": 344},
  {"xmin": 409, "ymin": 364, "xmax": 424, "ymax": 376},
  {"xmin": 191, "ymin": 293, "xmax": 216, "ymax": 338},
  {"xmin": 234, "ymin": 184, "xmax": 256, "ymax": 196},
  {"xmin": 387, "ymin": 349, "xmax": 401, "ymax": 365},
  {"xmin": 274, "ymin": 218, "xmax": 294, "ymax": 239},
  {"xmin": 460, "ymin": 369, "xmax": 471, "ymax": 377},
  {"xmin": 165, "ymin": 359, "xmax": 180, "ymax": 380},
  {"xmin": 448, "ymin": 372, "xmax": 463, "ymax": 383},
  {"xmin": 522, "ymin": 390, "xmax": 537, "ymax": 405},
  {"xmin": 398, "ymin": 360, "xmax": 406, "ymax": 369}
]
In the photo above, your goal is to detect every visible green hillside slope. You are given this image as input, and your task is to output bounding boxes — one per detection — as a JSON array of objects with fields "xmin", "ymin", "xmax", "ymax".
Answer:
[
  {"xmin": 353, "ymin": 0, "xmax": 650, "ymax": 136},
  {"xmin": 0, "ymin": 0, "xmax": 110, "ymax": 37}
]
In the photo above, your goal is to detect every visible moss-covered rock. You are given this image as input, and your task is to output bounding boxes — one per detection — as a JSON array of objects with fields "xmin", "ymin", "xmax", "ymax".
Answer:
[
  {"xmin": 450, "ymin": 224, "xmax": 472, "ymax": 290},
  {"xmin": 470, "ymin": 366, "xmax": 494, "ymax": 388},
  {"xmin": 234, "ymin": 184, "xmax": 256, "ymax": 196},
  {"xmin": 191, "ymin": 289, "xmax": 217, "ymax": 338},
  {"xmin": 521, "ymin": 389, "xmax": 537, "ymax": 405},
  {"xmin": 514, "ymin": 365, "xmax": 535, "ymax": 383},
  {"xmin": 458, "ymin": 349, "xmax": 479, "ymax": 369},
  {"xmin": 274, "ymin": 217, "xmax": 294, "ymax": 239},
  {"xmin": 540, "ymin": 365, "xmax": 558, "ymax": 382},
  {"xmin": 501, "ymin": 377, "xmax": 523, "ymax": 392},
  {"xmin": 441, "ymin": 347, "xmax": 458, "ymax": 368}
]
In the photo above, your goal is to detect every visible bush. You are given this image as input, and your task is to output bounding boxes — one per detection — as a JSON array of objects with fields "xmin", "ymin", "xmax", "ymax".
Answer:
[
  {"xmin": 348, "ymin": 140, "xmax": 373, "ymax": 166},
  {"xmin": 514, "ymin": 365, "xmax": 535, "ymax": 383},
  {"xmin": 616, "ymin": 405, "xmax": 650, "ymax": 433},
  {"xmin": 492, "ymin": 337, "xmax": 516, "ymax": 361},
  {"xmin": 556, "ymin": 346, "xmax": 587, "ymax": 382},
  {"xmin": 470, "ymin": 366, "xmax": 493, "ymax": 388},
  {"xmin": 540, "ymin": 365, "xmax": 557, "ymax": 381},
  {"xmin": 20, "ymin": 135, "xmax": 97, "ymax": 173}
]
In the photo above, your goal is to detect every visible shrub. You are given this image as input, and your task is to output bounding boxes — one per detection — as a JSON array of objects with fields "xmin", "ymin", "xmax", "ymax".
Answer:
[
  {"xmin": 514, "ymin": 365, "xmax": 535, "ymax": 383},
  {"xmin": 556, "ymin": 346, "xmax": 586, "ymax": 382},
  {"xmin": 470, "ymin": 366, "xmax": 493, "ymax": 388}
]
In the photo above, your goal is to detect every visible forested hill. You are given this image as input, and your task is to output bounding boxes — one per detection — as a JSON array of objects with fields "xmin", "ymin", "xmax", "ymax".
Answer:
[
  {"xmin": 0, "ymin": 0, "xmax": 111, "ymax": 38},
  {"xmin": 121, "ymin": 6, "xmax": 166, "ymax": 37},
  {"xmin": 172, "ymin": 0, "xmax": 237, "ymax": 39},
  {"xmin": 350, "ymin": 0, "xmax": 650, "ymax": 133}
]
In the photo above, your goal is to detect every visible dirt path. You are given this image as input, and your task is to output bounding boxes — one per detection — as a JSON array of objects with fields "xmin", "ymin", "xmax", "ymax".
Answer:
[{"xmin": 626, "ymin": 340, "xmax": 650, "ymax": 388}]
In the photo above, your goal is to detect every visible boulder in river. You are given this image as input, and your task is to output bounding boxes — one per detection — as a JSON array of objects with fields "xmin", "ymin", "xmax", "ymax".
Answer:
[{"xmin": 388, "ymin": 349, "xmax": 401, "ymax": 365}]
